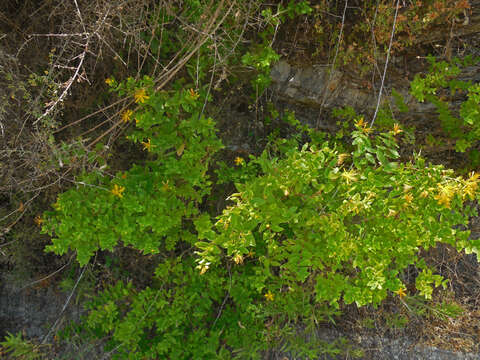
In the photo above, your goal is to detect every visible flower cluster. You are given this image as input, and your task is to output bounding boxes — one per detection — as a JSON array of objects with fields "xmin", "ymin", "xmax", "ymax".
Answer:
[
  {"xmin": 354, "ymin": 117, "xmax": 372, "ymax": 134},
  {"xmin": 111, "ymin": 184, "xmax": 125, "ymax": 198}
]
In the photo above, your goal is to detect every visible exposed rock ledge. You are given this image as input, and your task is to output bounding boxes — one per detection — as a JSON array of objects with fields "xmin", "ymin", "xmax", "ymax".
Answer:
[{"xmin": 269, "ymin": 58, "xmax": 480, "ymax": 131}]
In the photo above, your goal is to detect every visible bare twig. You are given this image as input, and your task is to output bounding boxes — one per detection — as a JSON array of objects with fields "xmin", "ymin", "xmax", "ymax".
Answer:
[
  {"xmin": 316, "ymin": 0, "xmax": 348, "ymax": 129},
  {"xmin": 33, "ymin": 4, "xmax": 111, "ymax": 125},
  {"xmin": 370, "ymin": 0, "xmax": 400, "ymax": 127},
  {"xmin": 17, "ymin": 255, "xmax": 73, "ymax": 292},
  {"xmin": 41, "ymin": 263, "xmax": 88, "ymax": 344}
]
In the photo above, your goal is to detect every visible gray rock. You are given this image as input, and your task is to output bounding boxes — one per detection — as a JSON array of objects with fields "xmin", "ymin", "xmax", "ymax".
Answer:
[
  {"xmin": 269, "ymin": 58, "xmax": 480, "ymax": 132},
  {"xmin": 0, "ymin": 273, "xmax": 82, "ymax": 340}
]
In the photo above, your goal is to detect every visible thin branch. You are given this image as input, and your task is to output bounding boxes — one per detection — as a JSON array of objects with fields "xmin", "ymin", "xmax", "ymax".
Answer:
[
  {"xmin": 0, "ymin": 192, "xmax": 40, "ymax": 227},
  {"xmin": 33, "ymin": 51, "xmax": 88, "ymax": 125},
  {"xmin": 53, "ymin": 97, "xmax": 128, "ymax": 134},
  {"xmin": 17, "ymin": 255, "xmax": 73, "ymax": 292},
  {"xmin": 370, "ymin": 0, "xmax": 400, "ymax": 127},
  {"xmin": 29, "ymin": 32, "xmax": 90, "ymax": 38},
  {"xmin": 316, "ymin": 0, "xmax": 348, "ymax": 129},
  {"xmin": 33, "ymin": 5, "xmax": 111, "ymax": 125},
  {"xmin": 41, "ymin": 263, "xmax": 88, "ymax": 344},
  {"xmin": 154, "ymin": 0, "xmax": 231, "ymax": 91}
]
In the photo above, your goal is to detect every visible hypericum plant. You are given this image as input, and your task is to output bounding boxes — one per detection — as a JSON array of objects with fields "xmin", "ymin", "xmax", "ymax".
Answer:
[
  {"xmin": 42, "ymin": 107, "xmax": 480, "ymax": 357},
  {"xmin": 62, "ymin": 252, "xmax": 359, "ymax": 360},
  {"xmin": 41, "ymin": 76, "xmax": 222, "ymax": 265},
  {"xmin": 410, "ymin": 55, "xmax": 480, "ymax": 164},
  {"xmin": 67, "ymin": 257, "xmax": 267, "ymax": 359},
  {"xmin": 196, "ymin": 118, "xmax": 480, "ymax": 308}
]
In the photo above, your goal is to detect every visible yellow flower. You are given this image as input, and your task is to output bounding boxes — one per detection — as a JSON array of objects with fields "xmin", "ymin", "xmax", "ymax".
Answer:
[
  {"xmin": 353, "ymin": 117, "xmax": 370, "ymax": 133},
  {"xmin": 189, "ymin": 88, "xmax": 199, "ymax": 100},
  {"xmin": 121, "ymin": 109, "xmax": 133, "ymax": 123},
  {"xmin": 434, "ymin": 183, "xmax": 456, "ymax": 208},
  {"xmin": 404, "ymin": 193, "xmax": 413, "ymax": 204},
  {"xmin": 420, "ymin": 190, "xmax": 429, "ymax": 198},
  {"xmin": 105, "ymin": 77, "xmax": 114, "ymax": 86},
  {"xmin": 134, "ymin": 88, "xmax": 149, "ymax": 103},
  {"xmin": 34, "ymin": 215, "xmax": 44, "ymax": 226},
  {"xmin": 392, "ymin": 123, "xmax": 403, "ymax": 135},
  {"xmin": 111, "ymin": 184, "xmax": 125, "ymax": 198},
  {"xmin": 394, "ymin": 287, "xmax": 407, "ymax": 299},
  {"xmin": 234, "ymin": 157, "xmax": 245, "ymax": 166},
  {"xmin": 468, "ymin": 171, "xmax": 480, "ymax": 182},
  {"xmin": 264, "ymin": 290, "xmax": 274, "ymax": 302},
  {"xmin": 341, "ymin": 169, "xmax": 358, "ymax": 184},
  {"xmin": 197, "ymin": 260, "xmax": 210, "ymax": 275},
  {"xmin": 387, "ymin": 208, "xmax": 397, "ymax": 217},
  {"xmin": 362, "ymin": 126, "xmax": 373, "ymax": 135},
  {"xmin": 463, "ymin": 171, "xmax": 480, "ymax": 200},
  {"xmin": 141, "ymin": 138, "xmax": 154, "ymax": 152},
  {"xmin": 355, "ymin": 117, "xmax": 367, "ymax": 128},
  {"xmin": 233, "ymin": 253, "xmax": 244, "ymax": 265},
  {"xmin": 161, "ymin": 180, "xmax": 170, "ymax": 192}
]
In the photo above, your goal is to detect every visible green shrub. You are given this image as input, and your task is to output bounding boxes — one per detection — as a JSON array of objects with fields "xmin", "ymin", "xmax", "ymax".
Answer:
[
  {"xmin": 42, "ymin": 77, "xmax": 222, "ymax": 265},
  {"xmin": 35, "ymin": 2, "xmax": 480, "ymax": 356},
  {"xmin": 410, "ymin": 55, "xmax": 480, "ymax": 164},
  {"xmin": 197, "ymin": 119, "xmax": 480, "ymax": 307},
  {"xmin": 44, "ymin": 110, "xmax": 480, "ymax": 357},
  {"xmin": 75, "ymin": 257, "xmax": 263, "ymax": 359}
]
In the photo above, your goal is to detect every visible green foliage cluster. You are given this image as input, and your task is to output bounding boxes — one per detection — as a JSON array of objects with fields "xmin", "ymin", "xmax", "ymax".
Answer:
[
  {"xmin": 74, "ymin": 258, "xmax": 284, "ymax": 359},
  {"xmin": 197, "ymin": 119, "xmax": 480, "ymax": 307},
  {"xmin": 410, "ymin": 55, "xmax": 480, "ymax": 164},
  {"xmin": 241, "ymin": 1, "xmax": 311, "ymax": 96},
  {"xmin": 42, "ymin": 77, "xmax": 222, "ymax": 266},
  {"xmin": 0, "ymin": 332, "xmax": 44, "ymax": 360},
  {"xmin": 64, "ymin": 255, "xmax": 360, "ymax": 359}
]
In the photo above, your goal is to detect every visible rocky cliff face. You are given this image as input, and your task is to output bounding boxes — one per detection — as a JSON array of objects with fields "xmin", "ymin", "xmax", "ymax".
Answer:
[{"xmin": 270, "ymin": 55, "xmax": 480, "ymax": 131}]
